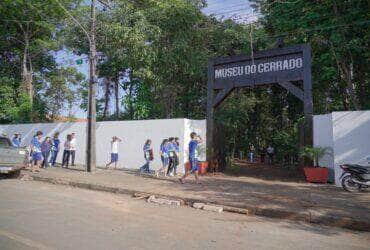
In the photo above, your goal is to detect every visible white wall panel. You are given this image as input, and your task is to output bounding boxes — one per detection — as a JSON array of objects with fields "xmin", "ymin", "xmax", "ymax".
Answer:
[
  {"xmin": 313, "ymin": 111, "xmax": 370, "ymax": 186},
  {"xmin": 332, "ymin": 111, "xmax": 370, "ymax": 186},
  {"xmin": 313, "ymin": 113, "xmax": 334, "ymax": 182}
]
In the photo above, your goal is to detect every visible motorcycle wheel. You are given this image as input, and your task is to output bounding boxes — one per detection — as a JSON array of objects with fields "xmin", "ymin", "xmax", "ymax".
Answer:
[{"xmin": 342, "ymin": 175, "xmax": 361, "ymax": 192}]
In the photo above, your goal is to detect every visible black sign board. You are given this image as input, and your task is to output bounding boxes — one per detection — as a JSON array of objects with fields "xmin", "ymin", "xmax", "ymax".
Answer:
[
  {"xmin": 214, "ymin": 51, "xmax": 303, "ymax": 89},
  {"xmin": 206, "ymin": 44, "xmax": 313, "ymax": 164}
]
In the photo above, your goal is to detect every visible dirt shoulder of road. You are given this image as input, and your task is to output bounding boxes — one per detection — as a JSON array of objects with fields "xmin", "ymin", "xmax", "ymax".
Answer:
[{"xmin": 24, "ymin": 167, "xmax": 370, "ymax": 231}]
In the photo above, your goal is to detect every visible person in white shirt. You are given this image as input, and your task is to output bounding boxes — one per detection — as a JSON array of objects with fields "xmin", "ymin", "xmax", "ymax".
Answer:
[
  {"xmin": 106, "ymin": 136, "xmax": 122, "ymax": 169},
  {"xmin": 69, "ymin": 132, "xmax": 77, "ymax": 166}
]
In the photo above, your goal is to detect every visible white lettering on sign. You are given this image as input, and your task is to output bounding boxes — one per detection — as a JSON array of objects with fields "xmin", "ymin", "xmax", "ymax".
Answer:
[{"xmin": 215, "ymin": 58, "xmax": 303, "ymax": 79}]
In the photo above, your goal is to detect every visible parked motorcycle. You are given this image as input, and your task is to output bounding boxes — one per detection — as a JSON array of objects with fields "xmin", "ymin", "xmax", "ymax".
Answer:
[{"xmin": 340, "ymin": 164, "xmax": 370, "ymax": 192}]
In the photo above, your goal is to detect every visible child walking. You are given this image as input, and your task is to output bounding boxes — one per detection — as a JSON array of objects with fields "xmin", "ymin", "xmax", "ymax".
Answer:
[
  {"xmin": 106, "ymin": 136, "xmax": 122, "ymax": 169},
  {"xmin": 30, "ymin": 131, "xmax": 43, "ymax": 173},
  {"xmin": 167, "ymin": 137, "xmax": 176, "ymax": 176},
  {"xmin": 140, "ymin": 139, "xmax": 152, "ymax": 173},
  {"xmin": 50, "ymin": 132, "xmax": 61, "ymax": 167},
  {"xmin": 173, "ymin": 137, "xmax": 180, "ymax": 175},
  {"xmin": 41, "ymin": 137, "xmax": 52, "ymax": 168},
  {"xmin": 156, "ymin": 139, "xmax": 169, "ymax": 177},
  {"xmin": 180, "ymin": 132, "xmax": 203, "ymax": 184}
]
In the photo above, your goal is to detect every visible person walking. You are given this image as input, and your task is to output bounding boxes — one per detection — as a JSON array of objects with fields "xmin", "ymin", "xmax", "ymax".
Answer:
[
  {"xmin": 41, "ymin": 137, "xmax": 52, "ymax": 168},
  {"xmin": 140, "ymin": 139, "xmax": 152, "ymax": 173},
  {"xmin": 61, "ymin": 134, "xmax": 71, "ymax": 168},
  {"xmin": 248, "ymin": 144, "xmax": 255, "ymax": 163},
  {"xmin": 49, "ymin": 132, "xmax": 61, "ymax": 167},
  {"xmin": 69, "ymin": 132, "xmax": 77, "ymax": 166},
  {"xmin": 173, "ymin": 137, "xmax": 180, "ymax": 176},
  {"xmin": 12, "ymin": 133, "xmax": 21, "ymax": 147},
  {"xmin": 156, "ymin": 139, "xmax": 169, "ymax": 177},
  {"xmin": 167, "ymin": 137, "xmax": 176, "ymax": 176},
  {"xmin": 106, "ymin": 136, "xmax": 122, "ymax": 169},
  {"xmin": 267, "ymin": 145, "xmax": 275, "ymax": 165},
  {"xmin": 30, "ymin": 131, "xmax": 43, "ymax": 173},
  {"xmin": 179, "ymin": 132, "xmax": 202, "ymax": 184}
]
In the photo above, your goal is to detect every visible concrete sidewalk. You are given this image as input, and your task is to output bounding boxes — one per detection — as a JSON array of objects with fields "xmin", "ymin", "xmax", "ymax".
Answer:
[{"xmin": 25, "ymin": 167, "xmax": 370, "ymax": 231}]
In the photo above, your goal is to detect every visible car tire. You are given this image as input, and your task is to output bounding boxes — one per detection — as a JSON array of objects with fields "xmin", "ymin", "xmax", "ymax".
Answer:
[{"xmin": 9, "ymin": 170, "xmax": 21, "ymax": 179}]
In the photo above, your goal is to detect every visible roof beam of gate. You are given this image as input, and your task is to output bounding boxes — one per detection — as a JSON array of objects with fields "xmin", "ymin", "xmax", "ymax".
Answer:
[
  {"xmin": 213, "ymin": 84, "xmax": 234, "ymax": 108},
  {"xmin": 278, "ymin": 81, "xmax": 304, "ymax": 101}
]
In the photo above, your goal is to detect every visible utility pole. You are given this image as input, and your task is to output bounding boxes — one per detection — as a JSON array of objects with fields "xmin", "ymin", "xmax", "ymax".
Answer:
[
  {"xmin": 86, "ymin": 0, "xmax": 97, "ymax": 172},
  {"xmin": 56, "ymin": 0, "xmax": 110, "ymax": 172}
]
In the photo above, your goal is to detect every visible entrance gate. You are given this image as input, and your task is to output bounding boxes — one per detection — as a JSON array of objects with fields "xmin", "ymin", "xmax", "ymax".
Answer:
[{"xmin": 206, "ymin": 44, "xmax": 313, "ymax": 163}]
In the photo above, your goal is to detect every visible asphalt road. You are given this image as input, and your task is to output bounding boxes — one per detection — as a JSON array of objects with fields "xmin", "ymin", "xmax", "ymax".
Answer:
[{"xmin": 0, "ymin": 179, "xmax": 369, "ymax": 250}]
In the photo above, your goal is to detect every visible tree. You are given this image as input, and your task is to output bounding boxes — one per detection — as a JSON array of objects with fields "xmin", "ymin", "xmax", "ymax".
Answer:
[
  {"xmin": 42, "ymin": 67, "xmax": 85, "ymax": 120},
  {"xmin": 0, "ymin": 0, "xmax": 78, "ymax": 104},
  {"xmin": 250, "ymin": 0, "xmax": 370, "ymax": 111}
]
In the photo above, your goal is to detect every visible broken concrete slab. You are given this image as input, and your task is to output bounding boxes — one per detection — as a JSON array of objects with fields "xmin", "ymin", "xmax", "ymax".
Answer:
[
  {"xmin": 193, "ymin": 203, "xmax": 205, "ymax": 209},
  {"xmin": 203, "ymin": 205, "xmax": 223, "ymax": 213},
  {"xmin": 147, "ymin": 195, "xmax": 181, "ymax": 207}
]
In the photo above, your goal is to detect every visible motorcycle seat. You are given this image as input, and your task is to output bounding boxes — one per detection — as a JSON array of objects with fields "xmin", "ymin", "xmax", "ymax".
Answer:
[{"xmin": 346, "ymin": 164, "xmax": 370, "ymax": 170}]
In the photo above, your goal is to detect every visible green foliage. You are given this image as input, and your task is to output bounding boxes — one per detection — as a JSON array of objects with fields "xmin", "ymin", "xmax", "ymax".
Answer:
[
  {"xmin": 0, "ymin": 77, "xmax": 17, "ymax": 122},
  {"xmin": 7, "ymin": 94, "xmax": 33, "ymax": 123},
  {"xmin": 272, "ymin": 124, "xmax": 300, "ymax": 164},
  {"xmin": 0, "ymin": 0, "xmax": 83, "ymax": 122},
  {"xmin": 251, "ymin": 0, "xmax": 370, "ymax": 111},
  {"xmin": 0, "ymin": 77, "xmax": 37, "ymax": 123},
  {"xmin": 42, "ymin": 67, "xmax": 86, "ymax": 118}
]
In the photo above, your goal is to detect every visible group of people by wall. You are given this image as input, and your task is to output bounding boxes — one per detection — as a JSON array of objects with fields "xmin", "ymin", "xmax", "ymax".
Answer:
[
  {"xmin": 7, "ymin": 130, "xmax": 204, "ymax": 183},
  {"xmin": 155, "ymin": 137, "xmax": 180, "ymax": 177},
  {"xmin": 106, "ymin": 132, "xmax": 203, "ymax": 183},
  {"xmin": 4, "ymin": 131, "xmax": 77, "ymax": 173}
]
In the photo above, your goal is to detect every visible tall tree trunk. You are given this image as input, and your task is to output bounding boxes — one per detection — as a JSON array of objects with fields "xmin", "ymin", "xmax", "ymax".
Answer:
[
  {"xmin": 128, "ymin": 82, "xmax": 134, "ymax": 120},
  {"xmin": 21, "ymin": 35, "xmax": 33, "ymax": 104},
  {"xmin": 332, "ymin": 1, "xmax": 361, "ymax": 110},
  {"xmin": 343, "ymin": 64, "xmax": 360, "ymax": 110},
  {"xmin": 114, "ymin": 77, "xmax": 120, "ymax": 119},
  {"xmin": 102, "ymin": 78, "xmax": 111, "ymax": 119}
]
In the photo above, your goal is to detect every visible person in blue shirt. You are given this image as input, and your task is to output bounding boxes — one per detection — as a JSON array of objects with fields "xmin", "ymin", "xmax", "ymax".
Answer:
[
  {"xmin": 156, "ymin": 139, "xmax": 169, "ymax": 177},
  {"xmin": 167, "ymin": 137, "xmax": 177, "ymax": 176},
  {"xmin": 30, "ymin": 131, "xmax": 43, "ymax": 173},
  {"xmin": 173, "ymin": 137, "xmax": 180, "ymax": 175},
  {"xmin": 180, "ymin": 132, "xmax": 203, "ymax": 184},
  {"xmin": 49, "ymin": 132, "xmax": 61, "ymax": 167},
  {"xmin": 140, "ymin": 139, "xmax": 152, "ymax": 173},
  {"xmin": 12, "ymin": 133, "xmax": 21, "ymax": 147},
  {"xmin": 41, "ymin": 137, "xmax": 52, "ymax": 168}
]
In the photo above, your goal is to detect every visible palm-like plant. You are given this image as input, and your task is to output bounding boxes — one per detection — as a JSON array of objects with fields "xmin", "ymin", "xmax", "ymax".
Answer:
[{"xmin": 299, "ymin": 146, "xmax": 331, "ymax": 167}]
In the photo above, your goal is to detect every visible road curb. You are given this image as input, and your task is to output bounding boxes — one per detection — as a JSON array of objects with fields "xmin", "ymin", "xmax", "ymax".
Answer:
[{"xmin": 30, "ymin": 175, "xmax": 370, "ymax": 232}]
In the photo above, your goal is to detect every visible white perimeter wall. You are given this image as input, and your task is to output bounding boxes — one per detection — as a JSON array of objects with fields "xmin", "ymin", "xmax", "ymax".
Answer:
[
  {"xmin": 313, "ymin": 114, "xmax": 335, "ymax": 182},
  {"xmin": 314, "ymin": 111, "xmax": 370, "ymax": 186},
  {"xmin": 0, "ymin": 119, "xmax": 206, "ymax": 173}
]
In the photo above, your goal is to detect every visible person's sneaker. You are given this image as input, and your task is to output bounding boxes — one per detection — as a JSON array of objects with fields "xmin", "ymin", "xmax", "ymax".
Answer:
[{"xmin": 169, "ymin": 173, "xmax": 174, "ymax": 177}]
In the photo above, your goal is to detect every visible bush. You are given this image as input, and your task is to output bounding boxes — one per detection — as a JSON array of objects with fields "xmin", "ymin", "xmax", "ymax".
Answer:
[{"xmin": 299, "ymin": 146, "xmax": 332, "ymax": 167}]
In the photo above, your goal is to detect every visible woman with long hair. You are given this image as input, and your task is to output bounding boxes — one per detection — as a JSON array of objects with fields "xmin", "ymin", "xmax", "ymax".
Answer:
[
  {"xmin": 41, "ymin": 137, "xmax": 52, "ymax": 168},
  {"xmin": 140, "ymin": 139, "xmax": 152, "ymax": 173},
  {"xmin": 155, "ymin": 139, "xmax": 169, "ymax": 177}
]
